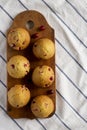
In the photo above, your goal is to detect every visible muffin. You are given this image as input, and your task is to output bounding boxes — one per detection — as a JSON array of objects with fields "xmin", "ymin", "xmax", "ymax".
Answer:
[
  {"xmin": 7, "ymin": 55, "xmax": 30, "ymax": 78},
  {"xmin": 8, "ymin": 84, "xmax": 30, "ymax": 108},
  {"xmin": 32, "ymin": 65, "xmax": 54, "ymax": 87},
  {"xmin": 7, "ymin": 28, "xmax": 30, "ymax": 50},
  {"xmin": 31, "ymin": 95, "xmax": 54, "ymax": 118},
  {"xmin": 33, "ymin": 38, "xmax": 55, "ymax": 59}
]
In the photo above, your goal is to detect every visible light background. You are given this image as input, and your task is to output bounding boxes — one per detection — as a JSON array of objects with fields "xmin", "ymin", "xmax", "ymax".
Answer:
[{"xmin": 0, "ymin": 0, "xmax": 87, "ymax": 130}]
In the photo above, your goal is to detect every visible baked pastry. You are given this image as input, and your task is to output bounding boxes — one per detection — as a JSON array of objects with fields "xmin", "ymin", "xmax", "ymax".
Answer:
[
  {"xmin": 8, "ymin": 84, "xmax": 30, "ymax": 108},
  {"xmin": 7, "ymin": 28, "xmax": 30, "ymax": 50},
  {"xmin": 32, "ymin": 65, "xmax": 54, "ymax": 87},
  {"xmin": 33, "ymin": 38, "xmax": 55, "ymax": 59},
  {"xmin": 7, "ymin": 55, "xmax": 30, "ymax": 78},
  {"xmin": 31, "ymin": 95, "xmax": 54, "ymax": 118}
]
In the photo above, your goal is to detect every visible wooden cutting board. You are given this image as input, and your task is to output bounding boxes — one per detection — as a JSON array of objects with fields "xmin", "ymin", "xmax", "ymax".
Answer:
[{"xmin": 7, "ymin": 10, "xmax": 56, "ymax": 119}]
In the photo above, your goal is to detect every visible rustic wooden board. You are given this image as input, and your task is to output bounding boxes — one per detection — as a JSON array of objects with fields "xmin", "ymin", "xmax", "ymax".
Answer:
[{"xmin": 7, "ymin": 10, "xmax": 56, "ymax": 119}]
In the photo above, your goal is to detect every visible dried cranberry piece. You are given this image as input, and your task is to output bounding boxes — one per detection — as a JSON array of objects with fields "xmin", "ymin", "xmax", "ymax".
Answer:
[
  {"xmin": 26, "ymin": 70, "xmax": 29, "ymax": 74},
  {"xmin": 31, "ymin": 33, "xmax": 39, "ymax": 39},
  {"xmin": 50, "ymin": 76, "xmax": 53, "ymax": 81},
  {"xmin": 45, "ymin": 84, "xmax": 48, "ymax": 87},
  {"xmin": 24, "ymin": 64, "xmax": 27, "ymax": 67},
  {"xmin": 48, "ymin": 68, "xmax": 51, "ymax": 71},
  {"xmin": 47, "ymin": 89, "xmax": 54, "ymax": 94},
  {"xmin": 39, "ymin": 25, "xmax": 45, "ymax": 31},
  {"xmin": 11, "ymin": 64, "xmax": 15, "ymax": 69}
]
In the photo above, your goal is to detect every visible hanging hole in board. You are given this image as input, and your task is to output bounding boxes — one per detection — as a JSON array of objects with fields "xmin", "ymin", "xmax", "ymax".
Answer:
[{"xmin": 26, "ymin": 20, "xmax": 34, "ymax": 30}]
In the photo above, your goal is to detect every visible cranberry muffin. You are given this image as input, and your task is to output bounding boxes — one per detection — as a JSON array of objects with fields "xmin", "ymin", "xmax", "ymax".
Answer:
[
  {"xmin": 7, "ymin": 55, "xmax": 30, "ymax": 78},
  {"xmin": 31, "ymin": 95, "xmax": 54, "ymax": 118},
  {"xmin": 32, "ymin": 65, "xmax": 54, "ymax": 88},
  {"xmin": 7, "ymin": 28, "xmax": 30, "ymax": 50},
  {"xmin": 33, "ymin": 38, "xmax": 55, "ymax": 60},
  {"xmin": 8, "ymin": 84, "xmax": 30, "ymax": 108}
]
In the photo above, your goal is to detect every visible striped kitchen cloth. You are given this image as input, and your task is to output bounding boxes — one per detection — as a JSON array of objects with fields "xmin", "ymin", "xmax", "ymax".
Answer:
[{"xmin": 0, "ymin": 0, "xmax": 87, "ymax": 130}]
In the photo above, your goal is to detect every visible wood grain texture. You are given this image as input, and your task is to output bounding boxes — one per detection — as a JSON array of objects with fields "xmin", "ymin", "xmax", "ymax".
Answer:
[{"xmin": 7, "ymin": 10, "xmax": 56, "ymax": 119}]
